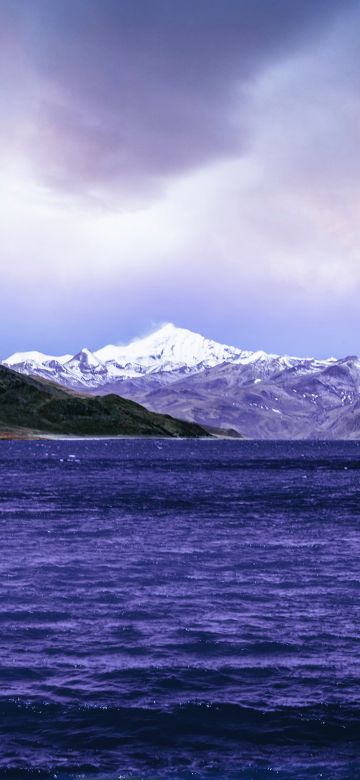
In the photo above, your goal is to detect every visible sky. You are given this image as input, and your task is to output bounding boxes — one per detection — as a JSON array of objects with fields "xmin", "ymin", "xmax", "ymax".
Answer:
[{"xmin": 1, "ymin": 0, "xmax": 360, "ymax": 359}]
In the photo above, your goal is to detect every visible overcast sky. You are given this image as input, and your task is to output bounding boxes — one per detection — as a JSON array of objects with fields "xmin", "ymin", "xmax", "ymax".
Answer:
[{"xmin": 1, "ymin": 0, "xmax": 359, "ymax": 358}]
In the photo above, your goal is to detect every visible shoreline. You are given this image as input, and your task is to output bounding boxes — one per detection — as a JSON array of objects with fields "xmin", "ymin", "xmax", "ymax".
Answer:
[{"xmin": 0, "ymin": 433, "xmax": 222, "ymax": 441}]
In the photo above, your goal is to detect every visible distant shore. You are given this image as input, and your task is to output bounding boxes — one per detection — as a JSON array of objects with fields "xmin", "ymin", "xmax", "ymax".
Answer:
[{"xmin": 0, "ymin": 431, "xmax": 239, "ymax": 441}]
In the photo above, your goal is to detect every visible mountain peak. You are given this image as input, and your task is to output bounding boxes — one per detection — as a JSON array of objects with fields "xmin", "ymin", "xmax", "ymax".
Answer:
[
  {"xmin": 128, "ymin": 323, "xmax": 194, "ymax": 347},
  {"xmin": 98, "ymin": 323, "xmax": 243, "ymax": 371},
  {"xmin": 152, "ymin": 322, "xmax": 177, "ymax": 335},
  {"xmin": 65, "ymin": 347, "xmax": 106, "ymax": 373}
]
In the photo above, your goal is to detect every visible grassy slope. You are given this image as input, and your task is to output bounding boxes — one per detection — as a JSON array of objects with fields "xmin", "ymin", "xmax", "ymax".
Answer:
[{"xmin": 0, "ymin": 365, "xmax": 209, "ymax": 438}]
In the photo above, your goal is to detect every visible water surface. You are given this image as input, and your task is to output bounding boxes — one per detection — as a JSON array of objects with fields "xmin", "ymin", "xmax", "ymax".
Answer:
[{"xmin": 0, "ymin": 439, "xmax": 359, "ymax": 779}]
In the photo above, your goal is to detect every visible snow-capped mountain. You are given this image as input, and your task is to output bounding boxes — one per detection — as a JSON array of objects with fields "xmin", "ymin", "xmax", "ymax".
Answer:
[
  {"xmin": 3, "ymin": 323, "xmax": 334, "ymax": 391},
  {"xmin": 2, "ymin": 323, "xmax": 253, "ymax": 388},
  {"xmin": 5, "ymin": 324, "xmax": 360, "ymax": 438}
]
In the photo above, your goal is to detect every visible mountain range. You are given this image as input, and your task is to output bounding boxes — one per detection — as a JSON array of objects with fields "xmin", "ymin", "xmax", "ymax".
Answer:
[{"xmin": 4, "ymin": 324, "xmax": 360, "ymax": 438}]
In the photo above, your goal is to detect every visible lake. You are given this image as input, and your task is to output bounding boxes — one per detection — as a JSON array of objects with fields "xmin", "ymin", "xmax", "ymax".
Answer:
[{"xmin": 0, "ymin": 439, "xmax": 359, "ymax": 779}]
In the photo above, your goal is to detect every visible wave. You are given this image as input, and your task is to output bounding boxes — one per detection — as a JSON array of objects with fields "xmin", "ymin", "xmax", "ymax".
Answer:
[{"xmin": 1, "ymin": 698, "xmax": 360, "ymax": 749}]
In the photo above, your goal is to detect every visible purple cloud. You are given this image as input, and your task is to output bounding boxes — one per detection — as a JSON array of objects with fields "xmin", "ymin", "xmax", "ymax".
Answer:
[
  {"xmin": 1, "ymin": 0, "xmax": 355, "ymax": 197},
  {"xmin": 1, "ymin": 0, "xmax": 360, "ymax": 360}
]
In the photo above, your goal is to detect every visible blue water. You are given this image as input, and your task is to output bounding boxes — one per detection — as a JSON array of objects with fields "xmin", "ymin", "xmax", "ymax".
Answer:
[{"xmin": 0, "ymin": 439, "xmax": 360, "ymax": 779}]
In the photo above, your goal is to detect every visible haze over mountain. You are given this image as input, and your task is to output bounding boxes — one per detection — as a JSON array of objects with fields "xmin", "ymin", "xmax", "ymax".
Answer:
[{"xmin": 5, "ymin": 324, "xmax": 360, "ymax": 439}]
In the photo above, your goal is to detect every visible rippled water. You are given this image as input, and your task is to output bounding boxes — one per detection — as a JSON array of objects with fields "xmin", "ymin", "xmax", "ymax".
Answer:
[{"xmin": 0, "ymin": 439, "xmax": 359, "ymax": 779}]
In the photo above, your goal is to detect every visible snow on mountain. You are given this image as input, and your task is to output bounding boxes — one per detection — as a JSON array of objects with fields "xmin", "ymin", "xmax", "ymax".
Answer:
[
  {"xmin": 96, "ymin": 323, "xmax": 245, "ymax": 373},
  {"xmin": 64, "ymin": 348, "xmax": 108, "ymax": 380},
  {"xmin": 5, "ymin": 350, "xmax": 72, "ymax": 367},
  {"xmin": 231, "ymin": 348, "xmax": 337, "ymax": 379},
  {"xmin": 4, "ymin": 350, "xmax": 74, "ymax": 383},
  {"xmin": 2, "ymin": 323, "xmax": 335, "ymax": 391}
]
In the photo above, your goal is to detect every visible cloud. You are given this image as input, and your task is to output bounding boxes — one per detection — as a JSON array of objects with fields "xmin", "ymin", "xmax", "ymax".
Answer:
[
  {"xmin": 0, "ymin": 0, "xmax": 354, "ymax": 200},
  {"xmin": 1, "ymin": 0, "xmax": 360, "ymax": 359}
]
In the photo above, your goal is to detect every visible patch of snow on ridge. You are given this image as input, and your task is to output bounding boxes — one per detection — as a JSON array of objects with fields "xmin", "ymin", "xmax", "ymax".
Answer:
[{"xmin": 5, "ymin": 350, "xmax": 72, "ymax": 366}]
